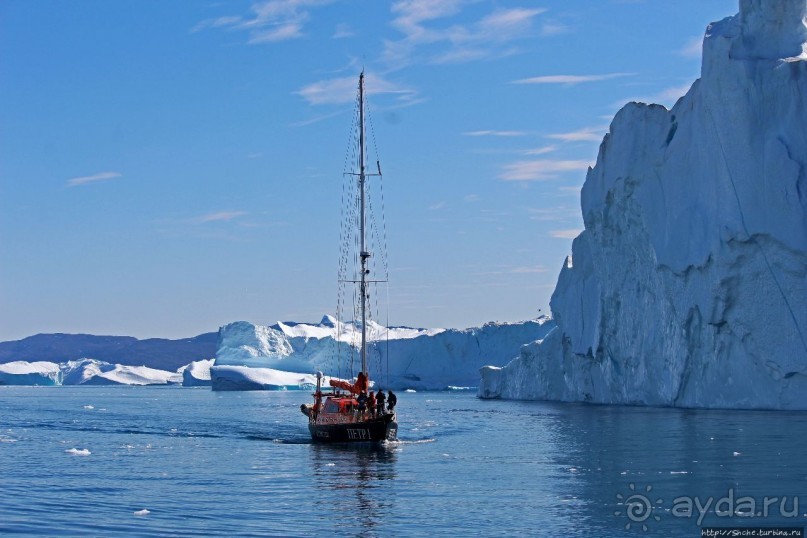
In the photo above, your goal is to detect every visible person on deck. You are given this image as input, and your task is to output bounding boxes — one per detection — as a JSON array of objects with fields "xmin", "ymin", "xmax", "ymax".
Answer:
[
  {"xmin": 376, "ymin": 390, "xmax": 386, "ymax": 416},
  {"xmin": 356, "ymin": 391, "xmax": 367, "ymax": 420},
  {"xmin": 387, "ymin": 390, "xmax": 397, "ymax": 412},
  {"xmin": 313, "ymin": 390, "xmax": 322, "ymax": 418},
  {"xmin": 355, "ymin": 371, "xmax": 368, "ymax": 394},
  {"xmin": 367, "ymin": 391, "xmax": 376, "ymax": 418}
]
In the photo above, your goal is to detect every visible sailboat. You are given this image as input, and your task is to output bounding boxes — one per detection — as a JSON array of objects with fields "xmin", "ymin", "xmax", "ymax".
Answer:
[{"xmin": 301, "ymin": 72, "xmax": 398, "ymax": 443}]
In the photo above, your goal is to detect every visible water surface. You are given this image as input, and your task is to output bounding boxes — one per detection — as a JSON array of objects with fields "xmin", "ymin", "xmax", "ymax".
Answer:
[{"xmin": 1, "ymin": 387, "xmax": 805, "ymax": 536}]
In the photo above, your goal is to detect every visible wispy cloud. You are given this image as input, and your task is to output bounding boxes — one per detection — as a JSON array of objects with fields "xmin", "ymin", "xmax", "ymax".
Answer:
[
  {"xmin": 499, "ymin": 159, "xmax": 591, "ymax": 181},
  {"xmin": 679, "ymin": 36, "xmax": 702, "ymax": 58},
  {"xmin": 512, "ymin": 73, "xmax": 631, "ymax": 85},
  {"xmin": 463, "ymin": 130, "xmax": 527, "ymax": 137},
  {"xmin": 547, "ymin": 126, "xmax": 607, "ymax": 143},
  {"xmin": 549, "ymin": 228, "xmax": 582, "ymax": 239},
  {"xmin": 540, "ymin": 21, "xmax": 569, "ymax": 36},
  {"xmin": 473, "ymin": 264, "xmax": 549, "ymax": 276},
  {"xmin": 527, "ymin": 205, "xmax": 580, "ymax": 221},
  {"xmin": 463, "ymin": 194, "xmax": 479, "ymax": 202},
  {"xmin": 192, "ymin": 0, "xmax": 332, "ymax": 44},
  {"xmin": 296, "ymin": 73, "xmax": 416, "ymax": 106},
  {"xmin": 332, "ymin": 22, "xmax": 354, "ymax": 39},
  {"xmin": 428, "ymin": 202, "xmax": 446, "ymax": 210},
  {"xmin": 194, "ymin": 211, "xmax": 248, "ymax": 223},
  {"xmin": 66, "ymin": 171, "xmax": 121, "ymax": 187},
  {"xmin": 383, "ymin": 3, "xmax": 546, "ymax": 68},
  {"xmin": 648, "ymin": 84, "xmax": 692, "ymax": 106},
  {"xmin": 511, "ymin": 265, "xmax": 549, "ymax": 273},
  {"xmin": 523, "ymin": 145, "xmax": 557, "ymax": 155},
  {"xmin": 290, "ymin": 110, "xmax": 343, "ymax": 126}
]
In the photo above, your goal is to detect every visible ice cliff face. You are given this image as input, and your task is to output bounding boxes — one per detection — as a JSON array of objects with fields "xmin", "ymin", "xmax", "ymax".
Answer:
[
  {"xmin": 214, "ymin": 316, "xmax": 554, "ymax": 391},
  {"xmin": 480, "ymin": 0, "xmax": 807, "ymax": 409}
]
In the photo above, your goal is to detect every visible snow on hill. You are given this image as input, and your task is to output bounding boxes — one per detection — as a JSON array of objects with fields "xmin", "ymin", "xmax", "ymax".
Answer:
[
  {"xmin": 213, "ymin": 316, "xmax": 554, "ymax": 391},
  {"xmin": 479, "ymin": 0, "xmax": 807, "ymax": 410}
]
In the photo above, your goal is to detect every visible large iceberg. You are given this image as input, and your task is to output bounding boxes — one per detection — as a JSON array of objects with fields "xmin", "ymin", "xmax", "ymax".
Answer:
[
  {"xmin": 61, "ymin": 359, "xmax": 182, "ymax": 386},
  {"xmin": 213, "ymin": 316, "xmax": 554, "ymax": 391},
  {"xmin": 479, "ymin": 0, "xmax": 807, "ymax": 410},
  {"xmin": 0, "ymin": 359, "xmax": 182, "ymax": 386},
  {"xmin": 0, "ymin": 361, "xmax": 62, "ymax": 386}
]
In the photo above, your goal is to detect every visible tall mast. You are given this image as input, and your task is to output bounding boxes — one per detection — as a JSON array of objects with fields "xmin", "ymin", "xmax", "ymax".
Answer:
[{"xmin": 358, "ymin": 72, "xmax": 368, "ymax": 378}]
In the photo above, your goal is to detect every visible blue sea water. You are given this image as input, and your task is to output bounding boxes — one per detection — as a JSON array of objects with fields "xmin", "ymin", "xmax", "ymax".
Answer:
[{"xmin": 1, "ymin": 387, "xmax": 806, "ymax": 537}]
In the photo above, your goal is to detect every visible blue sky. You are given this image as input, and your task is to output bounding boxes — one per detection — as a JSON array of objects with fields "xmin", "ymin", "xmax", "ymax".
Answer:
[{"xmin": 0, "ymin": 0, "xmax": 736, "ymax": 340}]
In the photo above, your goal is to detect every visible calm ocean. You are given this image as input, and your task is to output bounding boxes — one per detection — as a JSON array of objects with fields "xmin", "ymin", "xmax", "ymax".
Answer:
[{"xmin": 1, "ymin": 387, "xmax": 805, "ymax": 537}]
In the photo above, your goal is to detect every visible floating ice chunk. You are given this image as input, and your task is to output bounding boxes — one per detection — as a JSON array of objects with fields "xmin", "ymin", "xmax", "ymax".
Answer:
[
  {"xmin": 133, "ymin": 509, "xmax": 150, "ymax": 516},
  {"xmin": 65, "ymin": 448, "xmax": 91, "ymax": 456}
]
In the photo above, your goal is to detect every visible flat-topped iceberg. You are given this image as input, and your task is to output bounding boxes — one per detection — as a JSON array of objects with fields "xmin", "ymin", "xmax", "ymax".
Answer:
[
  {"xmin": 210, "ymin": 365, "xmax": 333, "ymax": 391},
  {"xmin": 0, "ymin": 361, "xmax": 62, "ymax": 386},
  {"xmin": 213, "ymin": 316, "xmax": 554, "ymax": 391},
  {"xmin": 0, "ymin": 359, "xmax": 182, "ymax": 386},
  {"xmin": 479, "ymin": 0, "xmax": 807, "ymax": 410},
  {"xmin": 61, "ymin": 359, "xmax": 182, "ymax": 386}
]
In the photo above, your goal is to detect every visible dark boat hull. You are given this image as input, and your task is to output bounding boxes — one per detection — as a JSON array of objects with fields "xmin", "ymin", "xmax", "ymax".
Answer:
[{"xmin": 309, "ymin": 413, "xmax": 397, "ymax": 443}]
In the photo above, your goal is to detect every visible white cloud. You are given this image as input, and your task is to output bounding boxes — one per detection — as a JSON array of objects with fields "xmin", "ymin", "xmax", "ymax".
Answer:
[
  {"xmin": 510, "ymin": 265, "xmax": 549, "ymax": 274},
  {"xmin": 512, "ymin": 73, "xmax": 631, "ymax": 85},
  {"xmin": 527, "ymin": 205, "xmax": 580, "ymax": 221},
  {"xmin": 549, "ymin": 228, "xmax": 582, "ymax": 239},
  {"xmin": 499, "ymin": 159, "xmax": 591, "ymax": 181},
  {"xmin": 463, "ymin": 130, "xmax": 527, "ymax": 137},
  {"xmin": 649, "ymin": 84, "xmax": 692, "ymax": 106},
  {"xmin": 296, "ymin": 74, "xmax": 416, "ymax": 106},
  {"xmin": 679, "ymin": 36, "xmax": 703, "ymax": 58},
  {"xmin": 66, "ymin": 171, "xmax": 121, "ymax": 187},
  {"xmin": 384, "ymin": 2, "xmax": 545, "ymax": 68},
  {"xmin": 333, "ymin": 23, "xmax": 354, "ymax": 39},
  {"xmin": 195, "ymin": 211, "xmax": 248, "ymax": 223},
  {"xmin": 523, "ymin": 145, "xmax": 557, "ymax": 155},
  {"xmin": 477, "ymin": 8, "xmax": 547, "ymax": 38},
  {"xmin": 540, "ymin": 22, "xmax": 569, "ymax": 36},
  {"xmin": 428, "ymin": 202, "xmax": 446, "ymax": 210},
  {"xmin": 193, "ymin": 0, "xmax": 332, "ymax": 44},
  {"xmin": 547, "ymin": 126, "xmax": 607, "ymax": 143},
  {"xmin": 248, "ymin": 22, "xmax": 305, "ymax": 43},
  {"xmin": 463, "ymin": 194, "xmax": 479, "ymax": 202}
]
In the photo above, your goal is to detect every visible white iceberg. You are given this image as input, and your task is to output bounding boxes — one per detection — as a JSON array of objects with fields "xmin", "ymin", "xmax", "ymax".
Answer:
[
  {"xmin": 479, "ymin": 0, "xmax": 807, "ymax": 410},
  {"xmin": 210, "ymin": 365, "xmax": 334, "ymax": 391},
  {"xmin": 180, "ymin": 359, "xmax": 214, "ymax": 387},
  {"xmin": 214, "ymin": 316, "xmax": 554, "ymax": 391},
  {"xmin": 0, "ymin": 361, "xmax": 62, "ymax": 386},
  {"xmin": 61, "ymin": 359, "xmax": 182, "ymax": 386}
]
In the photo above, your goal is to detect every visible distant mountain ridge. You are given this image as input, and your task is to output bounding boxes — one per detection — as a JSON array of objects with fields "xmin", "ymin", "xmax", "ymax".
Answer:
[{"xmin": 0, "ymin": 332, "xmax": 217, "ymax": 372}]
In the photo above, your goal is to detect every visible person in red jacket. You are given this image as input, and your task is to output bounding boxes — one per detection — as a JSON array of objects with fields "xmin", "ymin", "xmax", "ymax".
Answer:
[
  {"xmin": 355, "ymin": 371, "xmax": 368, "ymax": 394},
  {"xmin": 367, "ymin": 391, "xmax": 376, "ymax": 418}
]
